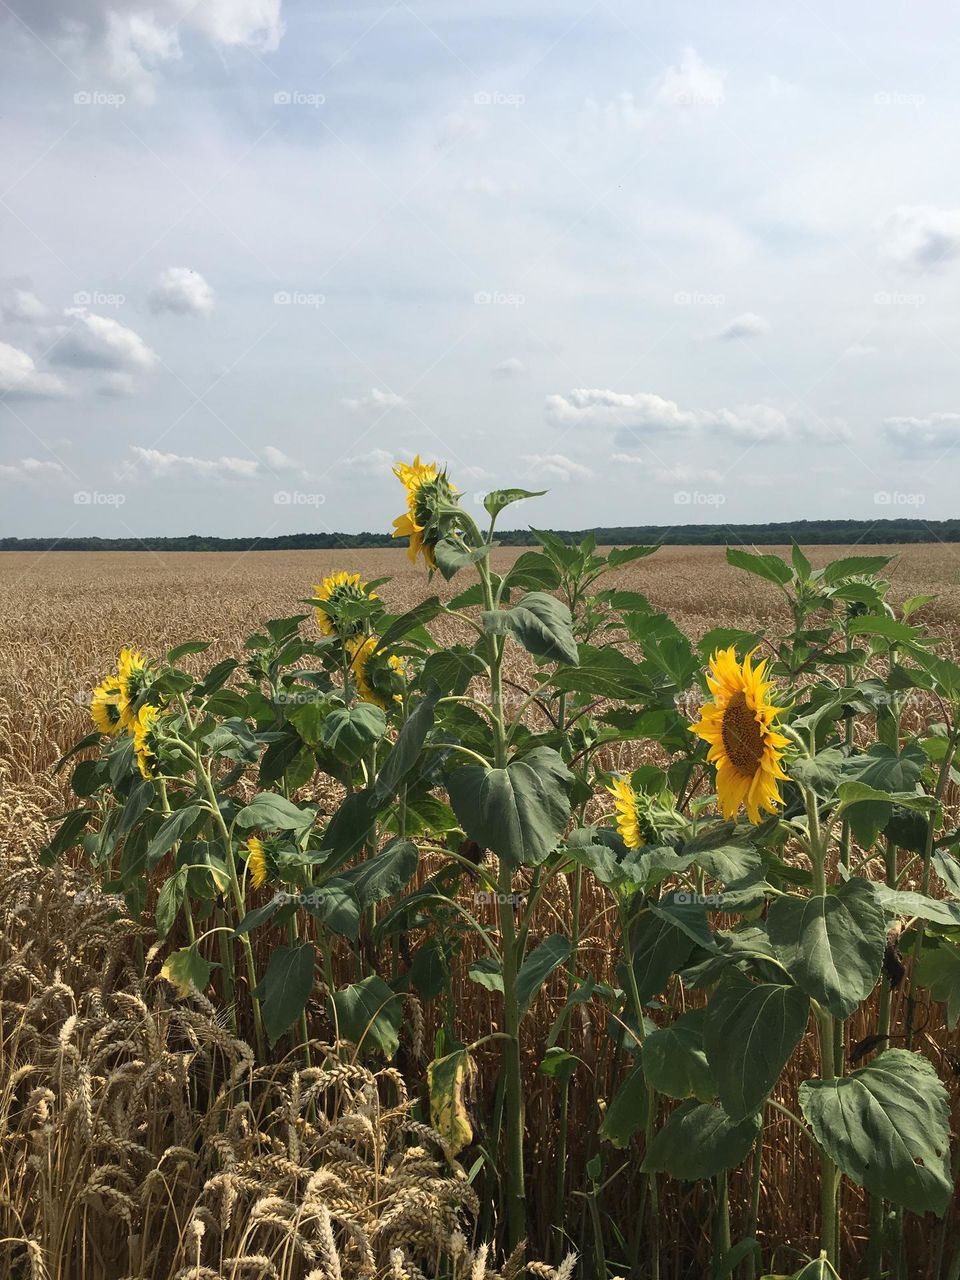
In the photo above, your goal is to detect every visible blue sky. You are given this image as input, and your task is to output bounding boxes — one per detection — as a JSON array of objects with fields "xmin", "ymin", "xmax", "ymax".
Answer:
[{"xmin": 2, "ymin": 0, "xmax": 960, "ymax": 538}]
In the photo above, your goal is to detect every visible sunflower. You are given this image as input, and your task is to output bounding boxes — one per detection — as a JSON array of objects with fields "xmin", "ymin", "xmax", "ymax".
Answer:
[
  {"xmin": 246, "ymin": 837, "xmax": 269, "ymax": 889},
  {"xmin": 117, "ymin": 648, "xmax": 153, "ymax": 730},
  {"xmin": 607, "ymin": 777, "xmax": 644, "ymax": 849},
  {"xmin": 347, "ymin": 634, "xmax": 405, "ymax": 709},
  {"xmin": 392, "ymin": 455, "xmax": 459, "ymax": 570},
  {"xmin": 133, "ymin": 704, "xmax": 162, "ymax": 779},
  {"xmin": 690, "ymin": 647, "xmax": 789, "ymax": 824},
  {"xmin": 89, "ymin": 674, "xmax": 124, "ymax": 736},
  {"xmin": 312, "ymin": 571, "xmax": 377, "ymax": 637}
]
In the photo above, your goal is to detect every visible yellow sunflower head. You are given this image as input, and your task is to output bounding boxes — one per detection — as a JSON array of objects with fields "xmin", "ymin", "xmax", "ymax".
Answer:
[
  {"xmin": 607, "ymin": 777, "xmax": 646, "ymax": 849},
  {"xmin": 117, "ymin": 648, "xmax": 154, "ymax": 730},
  {"xmin": 391, "ymin": 455, "xmax": 459, "ymax": 570},
  {"xmin": 246, "ymin": 837, "xmax": 270, "ymax": 889},
  {"xmin": 346, "ymin": 634, "xmax": 406, "ymax": 709},
  {"xmin": 89, "ymin": 674, "xmax": 124, "ymax": 736},
  {"xmin": 132, "ymin": 704, "xmax": 162, "ymax": 779},
  {"xmin": 689, "ymin": 647, "xmax": 789, "ymax": 825},
  {"xmin": 312, "ymin": 571, "xmax": 378, "ymax": 638}
]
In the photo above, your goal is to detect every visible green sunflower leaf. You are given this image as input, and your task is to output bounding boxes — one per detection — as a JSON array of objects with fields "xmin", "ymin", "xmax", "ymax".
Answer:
[
  {"xmin": 799, "ymin": 1049, "xmax": 953, "ymax": 1216},
  {"xmin": 767, "ymin": 877, "xmax": 886, "ymax": 1019},
  {"xmin": 445, "ymin": 746, "xmax": 572, "ymax": 868}
]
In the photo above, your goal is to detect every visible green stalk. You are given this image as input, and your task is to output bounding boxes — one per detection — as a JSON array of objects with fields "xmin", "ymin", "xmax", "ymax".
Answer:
[
  {"xmin": 741, "ymin": 1125, "xmax": 763, "ymax": 1280},
  {"xmin": 906, "ymin": 732, "xmax": 959, "ymax": 1047},
  {"xmin": 867, "ymin": 836, "xmax": 898, "ymax": 1279},
  {"xmin": 192, "ymin": 748, "xmax": 266, "ymax": 1060},
  {"xmin": 470, "ymin": 528, "xmax": 527, "ymax": 1252},
  {"xmin": 805, "ymin": 785, "xmax": 840, "ymax": 1268},
  {"xmin": 620, "ymin": 902, "xmax": 660, "ymax": 1280}
]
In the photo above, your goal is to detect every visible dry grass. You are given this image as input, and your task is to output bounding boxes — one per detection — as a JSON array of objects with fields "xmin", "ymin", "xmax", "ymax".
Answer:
[{"xmin": 2, "ymin": 543, "xmax": 960, "ymax": 1277}]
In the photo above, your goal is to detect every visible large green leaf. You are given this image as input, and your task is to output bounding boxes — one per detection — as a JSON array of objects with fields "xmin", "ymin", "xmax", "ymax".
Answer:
[
  {"xmin": 144, "ymin": 805, "xmax": 204, "ymax": 870},
  {"xmin": 643, "ymin": 1101, "xmax": 761, "ymax": 1180},
  {"xmin": 600, "ymin": 1064, "xmax": 648, "ymax": 1148},
  {"xmin": 548, "ymin": 645, "xmax": 649, "ymax": 700},
  {"xmin": 703, "ymin": 973, "xmax": 809, "ymax": 1120},
  {"xmin": 628, "ymin": 908, "xmax": 697, "ymax": 1004},
  {"xmin": 643, "ymin": 1009, "xmax": 715, "ymax": 1102},
  {"xmin": 725, "ymin": 548, "xmax": 792, "ymax": 587},
  {"xmin": 767, "ymin": 877, "xmax": 886, "ymax": 1018},
  {"xmin": 799, "ymin": 1049, "xmax": 953, "ymax": 1216},
  {"xmin": 517, "ymin": 934, "xmax": 572, "ymax": 1015},
  {"xmin": 483, "ymin": 592, "xmax": 578, "ymax": 666},
  {"xmin": 321, "ymin": 704, "xmax": 386, "ymax": 762},
  {"xmin": 332, "ymin": 974, "xmax": 403, "ymax": 1057},
  {"xmin": 446, "ymin": 747, "xmax": 572, "ymax": 868},
  {"xmin": 915, "ymin": 940, "xmax": 960, "ymax": 1027},
  {"xmin": 160, "ymin": 942, "xmax": 217, "ymax": 997},
  {"xmin": 336, "ymin": 839, "xmax": 418, "ymax": 908},
  {"xmin": 375, "ymin": 694, "xmax": 436, "ymax": 800},
  {"xmin": 254, "ymin": 943, "xmax": 316, "ymax": 1046},
  {"xmin": 235, "ymin": 792, "xmax": 314, "ymax": 833}
]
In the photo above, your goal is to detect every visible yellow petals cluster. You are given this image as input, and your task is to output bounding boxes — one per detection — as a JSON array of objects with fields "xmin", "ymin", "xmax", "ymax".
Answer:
[
  {"xmin": 347, "ymin": 635, "xmax": 406, "ymax": 709},
  {"xmin": 89, "ymin": 646, "xmax": 164, "ymax": 778},
  {"xmin": 313, "ymin": 571, "xmax": 377, "ymax": 638},
  {"xmin": 690, "ymin": 647, "xmax": 789, "ymax": 825},
  {"xmin": 391, "ymin": 455, "xmax": 458, "ymax": 570},
  {"xmin": 246, "ymin": 837, "xmax": 269, "ymax": 889}
]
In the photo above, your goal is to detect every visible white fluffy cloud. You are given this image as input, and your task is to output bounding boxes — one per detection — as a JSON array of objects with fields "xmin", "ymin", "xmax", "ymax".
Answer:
[
  {"xmin": 149, "ymin": 267, "xmax": 216, "ymax": 317},
  {"xmin": 0, "ymin": 457, "xmax": 67, "ymax": 482},
  {"xmin": 338, "ymin": 449, "xmax": 396, "ymax": 477},
  {"xmin": 1, "ymin": 287, "xmax": 47, "ymax": 324},
  {"xmin": 342, "ymin": 389, "xmax": 406, "ymax": 413},
  {"xmin": 652, "ymin": 48, "xmax": 725, "ymax": 109},
  {"xmin": 493, "ymin": 357, "xmax": 525, "ymax": 376},
  {"xmin": 545, "ymin": 388, "xmax": 790, "ymax": 443},
  {"xmin": 0, "ymin": 341, "xmax": 67, "ymax": 398},
  {"xmin": 121, "ymin": 446, "xmax": 260, "ymax": 480},
  {"xmin": 3, "ymin": 0, "xmax": 284, "ymax": 100},
  {"xmin": 878, "ymin": 206, "xmax": 960, "ymax": 274},
  {"xmin": 262, "ymin": 445, "xmax": 300, "ymax": 471},
  {"xmin": 718, "ymin": 312, "xmax": 769, "ymax": 341},
  {"xmin": 521, "ymin": 453, "xmax": 594, "ymax": 482},
  {"xmin": 883, "ymin": 414, "xmax": 960, "ymax": 452},
  {"xmin": 53, "ymin": 309, "xmax": 158, "ymax": 374}
]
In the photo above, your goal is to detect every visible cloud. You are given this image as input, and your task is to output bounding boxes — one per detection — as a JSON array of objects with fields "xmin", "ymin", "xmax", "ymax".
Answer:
[
  {"xmin": 652, "ymin": 48, "xmax": 726, "ymax": 109},
  {"xmin": 3, "ymin": 0, "xmax": 284, "ymax": 101},
  {"xmin": 0, "ymin": 457, "xmax": 67, "ymax": 482},
  {"xmin": 262, "ymin": 444, "xmax": 300, "ymax": 471},
  {"xmin": 338, "ymin": 448, "xmax": 396, "ymax": 477},
  {"xmin": 718, "ymin": 312, "xmax": 769, "ymax": 340},
  {"xmin": 1, "ymin": 286, "xmax": 47, "ymax": 324},
  {"xmin": 521, "ymin": 453, "xmax": 594, "ymax": 482},
  {"xmin": 611, "ymin": 452, "xmax": 645, "ymax": 465},
  {"xmin": 53, "ymin": 309, "xmax": 158, "ymax": 374},
  {"xmin": 883, "ymin": 414, "xmax": 960, "ymax": 452},
  {"xmin": 148, "ymin": 267, "xmax": 216, "ymax": 317},
  {"xmin": 878, "ymin": 206, "xmax": 960, "ymax": 274},
  {"xmin": 120, "ymin": 445, "xmax": 259, "ymax": 480},
  {"xmin": 0, "ymin": 341, "xmax": 68, "ymax": 398},
  {"xmin": 493, "ymin": 357, "xmax": 525, "ymax": 376},
  {"xmin": 651, "ymin": 463, "xmax": 725, "ymax": 486},
  {"xmin": 545, "ymin": 388, "xmax": 791, "ymax": 442},
  {"xmin": 342, "ymin": 388, "xmax": 406, "ymax": 413}
]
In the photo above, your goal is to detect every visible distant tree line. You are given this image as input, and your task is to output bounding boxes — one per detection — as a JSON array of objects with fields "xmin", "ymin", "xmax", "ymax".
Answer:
[{"xmin": 0, "ymin": 518, "xmax": 955, "ymax": 552}]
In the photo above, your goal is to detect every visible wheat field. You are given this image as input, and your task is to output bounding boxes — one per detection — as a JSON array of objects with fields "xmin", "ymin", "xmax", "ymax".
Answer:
[{"xmin": 3, "ymin": 543, "xmax": 960, "ymax": 1279}]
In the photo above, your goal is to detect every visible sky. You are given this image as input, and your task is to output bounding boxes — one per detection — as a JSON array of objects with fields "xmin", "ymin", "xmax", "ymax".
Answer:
[{"xmin": 2, "ymin": 0, "xmax": 960, "ymax": 539}]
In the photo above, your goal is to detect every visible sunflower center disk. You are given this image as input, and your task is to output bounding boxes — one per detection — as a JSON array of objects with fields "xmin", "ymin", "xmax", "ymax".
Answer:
[{"xmin": 720, "ymin": 691, "xmax": 765, "ymax": 774}]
